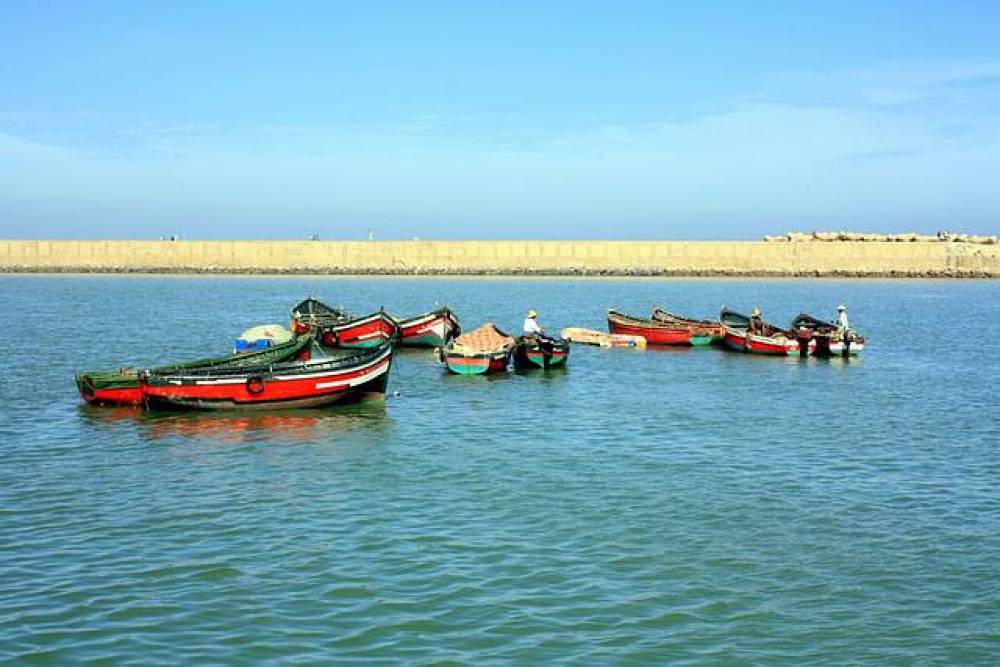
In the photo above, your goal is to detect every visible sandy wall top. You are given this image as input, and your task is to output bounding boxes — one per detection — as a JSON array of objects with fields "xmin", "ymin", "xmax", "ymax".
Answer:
[{"xmin": 1, "ymin": 239, "xmax": 997, "ymax": 277}]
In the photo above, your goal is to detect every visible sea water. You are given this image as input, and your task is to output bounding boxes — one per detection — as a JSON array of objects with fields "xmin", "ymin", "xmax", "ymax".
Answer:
[{"xmin": 1, "ymin": 275, "xmax": 997, "ymax": 663}]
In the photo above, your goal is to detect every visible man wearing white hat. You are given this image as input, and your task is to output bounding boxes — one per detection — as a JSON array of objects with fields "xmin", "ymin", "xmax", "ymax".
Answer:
[{"xmin": 836, "ymin": 304, "xmax": 850, "ymax": 333}]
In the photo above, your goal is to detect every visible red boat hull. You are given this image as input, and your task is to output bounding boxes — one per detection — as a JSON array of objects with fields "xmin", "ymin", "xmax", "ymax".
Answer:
[
  {"xmin": 140, "ymin": 347, "xmax": 393, "ymax": 410},
  {"xmin": 722, "ymin": 327, "xmax": 811, "ymax": 355},
  {"xmin": 397, "ymin": 310, "xmax": 460, "ymax": 347},
  {"xmin": 608, "ymin": 319, "xmax": 696, "ymax": 345},
  {"xmin": 321, "ymin": 312, "xmax": 399, "ymax": 349},
  {"xmin": 79, "ymin": 386, "xmax": 143, "ymax": 406}
]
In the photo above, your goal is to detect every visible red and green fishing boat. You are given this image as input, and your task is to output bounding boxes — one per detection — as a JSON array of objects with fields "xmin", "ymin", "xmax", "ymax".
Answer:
[
  {"xmin": 140, "ymin": 339, "xmax": 393, "ymax": 411},
  {"xmin": 790, "ymin": 313, "xmax": 865, "ymax": 357},
  {"xmin": 441, "ymin": 323, "xmax": 515, "ymax": 375},
  {"xmin": 76, "ymin": 335, "xmax": 314, "ymax": 407},
  {"xmin": 514, "ymin": 335, "xmax": 570, "ymax": 369},
  {"xmin": 720, "ymin": 308, "xmax": 813, "ymax": 356},
  {"xmin": 395, "ymin": 307, "xmax": 461, "ymax": 347},
  {"xmin": 315, "ymin": 310, "xmax": 400, "ymax": 349},
  {"xmin": 651, "ymin": 306, "xmax": 724, "ymax": 344},
  {"xmin": 608, "ymin": 309, "xmax": 716, "ymax": 346}
]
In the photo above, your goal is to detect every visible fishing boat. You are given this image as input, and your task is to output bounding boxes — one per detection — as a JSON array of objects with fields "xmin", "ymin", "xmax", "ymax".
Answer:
[
  {"xmin": 720, "ymin": 308, "xmax": 813, "ymax": 356},
  {"xmin": 560, "ymin": 327, "xmax": 646, "ymax": 348},
  {"xmin": 395, "ymin": 307, "xmax": 461, "ymax": 347},
  {"xmin": 790, "ymin": 313, "xmax": 865, "ymax": 357},
  {"xmin": 440, "ymin": 323, "xmax": 515, "ymax": 375},
  {"xmin": 76, "ymin": 335, "xmax": 314, "ymax": 407},
  {"xmin": 514, "ymin": 335, "xmax": 570, "ymax": 369},
  {"xmin": 316, "ymin": 310, "xmax": 400, "ymax": 349},
  {"xmin": 140, "ymin": 339, "xmax": 393, "ymax": 411},
  {"xmin": 608, "ymin": 309, "xmax": 716, "ymax": 346},
  {"xmin": 290, "ymin": 298, "xmax": 352, "ymax": 334},
  {"xmin": 650, "ymin": 306, "xmax": 724, "ymax": 344}
]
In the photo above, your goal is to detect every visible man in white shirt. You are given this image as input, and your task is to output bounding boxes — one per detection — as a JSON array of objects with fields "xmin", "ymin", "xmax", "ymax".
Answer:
[
  {"xmin": 836, "ymin": 304, "xmax": 850, "ymax": 333},
  {"xmin": 523, "ymin": 309, "xmax": 543, "ymax": 336}
]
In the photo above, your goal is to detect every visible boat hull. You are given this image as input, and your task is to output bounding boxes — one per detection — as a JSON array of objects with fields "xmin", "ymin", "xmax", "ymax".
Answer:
[
  {"xmin": 722, "ymin": 326, "xmax": 810, "ymax": 356},
  {"xmin": 320, "ymin": 311, "xmax": 400, "ymax": 349},
  {"xmin": 397, "ymin": 309, "xmax": 460, "ymax": 347},
  {"xmin": 817, "ymin": 337, "xmax": 865, "ymax": 357},
  {"xmin": 560, "ymin": 327, "xmax": 646, "ymax": 348},
  {"xmin": 140, "ymin": 346, "xmax": 393, "ymax": 411},
  {"xmin": 444, "ymin": 350, "xmax": 510, "ymax": 375},
  {"xmin": 514, "ymin": 337, "xmax": 569, "ymax": 369},
  {"xmin": 75, "ymin": 374, "xmax": 143, "ymax": 406},
  {"xmin": 651, "ymin": 308, "xmax": 724, "ymax": 343}
]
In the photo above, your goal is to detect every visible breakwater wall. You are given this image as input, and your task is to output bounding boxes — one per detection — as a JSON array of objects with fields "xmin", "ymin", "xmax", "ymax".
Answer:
[{"xmin": 1, "ymin": 240, "xmax": 998, "ymax": 277}]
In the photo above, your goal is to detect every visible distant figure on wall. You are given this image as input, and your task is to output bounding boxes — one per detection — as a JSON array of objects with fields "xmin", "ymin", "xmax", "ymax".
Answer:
[{"xmin": 523, "ymin": 309, "xmax": 543, "ymax": 337}]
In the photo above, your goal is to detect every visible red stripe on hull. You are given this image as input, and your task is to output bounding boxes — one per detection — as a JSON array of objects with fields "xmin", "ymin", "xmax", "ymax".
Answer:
[
  {"xmin": 399, "ymin": 314, "xmax": 457, "ymax": 346},
  {"xmin": 323, "ymin": 314, "xmax": 399, "ymax": 347}
]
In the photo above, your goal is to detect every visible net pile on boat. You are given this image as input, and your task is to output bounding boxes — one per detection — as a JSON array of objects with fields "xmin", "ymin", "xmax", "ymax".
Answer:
[
  {"xmin": 238, "ymin": 324, "xmax": 294, "ymax": 345},
  {"xmin": 449, "ymin": 324, "xmax": 514, "ymax": 354}
]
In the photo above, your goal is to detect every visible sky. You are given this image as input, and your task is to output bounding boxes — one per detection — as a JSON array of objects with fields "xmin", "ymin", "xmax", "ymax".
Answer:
[{"xmin": 1, "ymin": 1, "xmax": 998, "ymax": 240}]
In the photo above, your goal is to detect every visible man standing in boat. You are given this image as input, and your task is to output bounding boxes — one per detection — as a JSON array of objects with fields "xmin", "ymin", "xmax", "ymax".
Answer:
[
  {"xmin": 523, "ymin": 309, "xmax": 543, "ymax": 338},
  {"xmin": 748, "ymin": 307, "xmax": 764, "ymax": 335},
  {"xmin": 836, "ymin": 304, "xmax": 850, "ymax": 333}
]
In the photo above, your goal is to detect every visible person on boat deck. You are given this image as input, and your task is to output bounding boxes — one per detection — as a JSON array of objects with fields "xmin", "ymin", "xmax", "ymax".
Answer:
[
  {"xmin": 523, "ymin": 309, "xmax": 544, "ymax": 337},
  {"xmin": 748, "ymin": 307, "xmax": 764, "ymax": 335},
  {"xmin": 836, "ymin": 304, "xmax": 850, "ymax": 333}
]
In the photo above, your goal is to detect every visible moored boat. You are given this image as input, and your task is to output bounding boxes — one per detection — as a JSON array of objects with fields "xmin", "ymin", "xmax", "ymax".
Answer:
[
  {"xmin": 560, "ymin": 327, "xmax": 646, "ymax": 348},
  {"xmin": 650, "ymin": 306, "xmax": 724, "ymax": 344},
  {"xmin": 140, "ymin": 339, "xmax": 393, "ymax": 411},
  {"xmin": 316, "ymin": 310, "xmax": 400, "ymax": 349},
  {"xmin": 608, "ymin": 309, "xmax": 715, "ymax": 346},
  {"xmin": 514, "ymin": 335, "xmax": 570, "ymax": 369},
  {"xmin": 395, "ymin": 307, "xmax": 461, "ymax": 347},
  {"xmin": 441, "ymin": 323, "xmax": 514, "ymax": 375},
  {"xmin": 790, "ymin": 313, "xmax": 865, "ymax": 357},
  {"xmin": 720, "ymin": 308, "xmax": 813, "ymax": 356},
  {"xmin": 76, "ymin": 335, "xmax": 315, "ymax": 407},
  {"xmin": 290, "ymin": 298, "xmax": 353, "ymax": 334}
]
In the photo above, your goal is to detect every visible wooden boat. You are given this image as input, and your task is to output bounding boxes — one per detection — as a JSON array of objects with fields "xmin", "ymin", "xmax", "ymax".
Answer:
[
  {"xmin": 76, "ymin": 335, "xmax": 314, "ymax": 407},
  {"xmin": 440, "ymin": 323, "xmax": 514, "ymax": 375},
  {"xmin": 790, "ymin": 313, "xmax": 865, "ymax": 357},
  {"xmin": 316, "ymin": 310, "xmax": 400, "ymax": 349},
  {"xmin": 560, "ymin": 327, "xmax": 646, "ymax": 348},
  {"xmin": 720, "ymin": 308, "xmax": 814, "ymax": 356},
  {"xmin": 514, "ymin": 335, "xmax": 570, "ymax": 369},
  {"xmin": 650, "ymin": 306, "xmax": 724, "ymax": 343},
  {"xmin": 290, "ymin": 298, "xmax": 352, "ymax": 334},
  {"xmin": 607, "ymin": 309, "xmax": 715, "ymax": 346},
  {"xmin": 140, "ymin": 339, "xmax": 393, "ymax": 411},
  {"xmin": 395, "ymin": 307, "xmax": 461, "ymax": 347}
]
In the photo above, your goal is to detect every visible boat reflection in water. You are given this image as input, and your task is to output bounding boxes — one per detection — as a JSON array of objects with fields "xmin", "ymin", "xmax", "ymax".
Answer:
[{"xmin": 78, "ymin": 403, "xmax": 390, "ymax": 446}]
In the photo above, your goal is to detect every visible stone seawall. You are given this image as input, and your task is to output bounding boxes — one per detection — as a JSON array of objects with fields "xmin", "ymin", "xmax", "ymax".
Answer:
[{"xmin": 1, "ymin": 240, "xmax": 997, "ymax": 277}]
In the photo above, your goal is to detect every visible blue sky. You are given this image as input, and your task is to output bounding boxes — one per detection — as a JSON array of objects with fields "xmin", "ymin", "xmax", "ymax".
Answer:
[{"xmin": 1, "ymin": 1, "xmax": 998, "ymax": 240}]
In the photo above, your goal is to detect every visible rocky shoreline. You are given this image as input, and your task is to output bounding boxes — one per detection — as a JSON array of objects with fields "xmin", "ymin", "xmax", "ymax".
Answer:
[{"xmin": 3, "ymin": 265, "xmax": 995, "ymax": 278}]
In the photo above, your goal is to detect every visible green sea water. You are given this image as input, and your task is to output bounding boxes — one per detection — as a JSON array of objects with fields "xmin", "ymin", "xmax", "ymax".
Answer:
[{"xmin": 1, "ymin": 275, "xmax": 998, "ymax": 663}]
